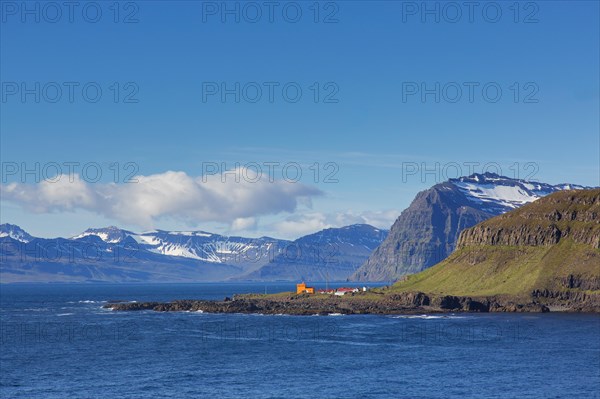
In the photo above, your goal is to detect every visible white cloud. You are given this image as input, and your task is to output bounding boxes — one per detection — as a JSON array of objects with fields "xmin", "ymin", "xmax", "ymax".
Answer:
[
  {"xmin": 0, "ymin": 169, "xmax": 322, "ymax": 229},
  {"xmin": 344, "ymin": 209, "xmax": 400, "ymax": 229},
  {"xmin": 271, "ymin": 213, "xmax": 331, "ymax": 238},
  {"xmin": 268, "ymin": 209, "xmax": 399, "ymax": 239},
  {"xmin": 230, "ymin": 217, "xmax": 257, "ymax": 232},
  {"xmin": 3, "ymin": 176, "xmax": 98, "ymax": 213}
]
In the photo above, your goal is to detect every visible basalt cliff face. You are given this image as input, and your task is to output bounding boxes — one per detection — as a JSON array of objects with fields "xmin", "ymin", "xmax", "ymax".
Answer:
[{"xmin": 457, "ymin": 189, "xmax": 600, "ymax": 248}]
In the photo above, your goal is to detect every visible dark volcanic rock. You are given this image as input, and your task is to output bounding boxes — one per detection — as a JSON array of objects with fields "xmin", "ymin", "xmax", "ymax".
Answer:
[
  {"xmin": 435, "ymin": 296, "xmax": 463, "ymax": 310},
  {"xmin": 531, "ymin": 289, "xmax": 600, "ymax": 312},
  {"xmin": 103, "ymin": 291, "xmax": 569, "ymax": 315}
]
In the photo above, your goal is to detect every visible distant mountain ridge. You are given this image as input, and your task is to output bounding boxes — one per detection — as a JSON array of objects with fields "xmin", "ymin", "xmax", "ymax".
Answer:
[
  {"xmin": 240, "ymin": 224, "xmax": 388, "ymax": 281},
  {"xmin": 0, "ymin": 226, "xmax": 243, "ymax": 283},
  {"xmin": 72, "ymin": 226, "xmax": 290, "ymax": 271},
  {"xmin": 72, "ymin": 226, "xmax": 134, "ymax": 244},
  {"xmin": 351, "ymin": 173, "xmax": 593, "ymax": 282},
  {"xmin": 0, "ymin": 224, "xmax": 33, "ymax": 243},
  {"xmin": 0, "ymin": 223, "xmax": 387, "ymax": 283}
]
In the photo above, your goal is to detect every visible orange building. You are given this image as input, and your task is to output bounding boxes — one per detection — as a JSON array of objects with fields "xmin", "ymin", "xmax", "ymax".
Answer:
[{"xmin": 296, "ymin": 282, "xmax": 314, "ymax": 294}]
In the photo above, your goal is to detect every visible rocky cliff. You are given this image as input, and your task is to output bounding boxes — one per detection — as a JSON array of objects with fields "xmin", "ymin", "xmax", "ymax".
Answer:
[
  {"xmin": 457, "ymin": 189, "xmax": 600, "ymax": 248},
  {"xmin": 351, "ymin": 183, "xmax": 492, "ymax": 281}
]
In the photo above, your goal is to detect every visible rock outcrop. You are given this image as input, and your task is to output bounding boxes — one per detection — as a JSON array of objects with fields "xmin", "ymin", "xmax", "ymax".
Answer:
[{"xmin": 457, "ymin": 190, "xmax": 600, "ymax": 249}]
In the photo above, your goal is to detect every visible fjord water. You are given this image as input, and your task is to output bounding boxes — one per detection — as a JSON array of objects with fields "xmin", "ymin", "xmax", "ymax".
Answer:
[{"xmin": 1, "ymin": 284, "xmax": 599, "ymax": 399}]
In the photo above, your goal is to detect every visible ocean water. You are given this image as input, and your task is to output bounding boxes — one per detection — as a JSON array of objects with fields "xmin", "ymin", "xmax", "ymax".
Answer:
[{"xmin": 1, "ymin": 283, "xmax": 599, "ymax": 399}]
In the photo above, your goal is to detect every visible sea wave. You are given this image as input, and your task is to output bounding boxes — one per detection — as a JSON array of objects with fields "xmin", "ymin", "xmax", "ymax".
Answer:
[{"xmin": 390, "ymin": 314, "xmax": 467, "ymax": 320}]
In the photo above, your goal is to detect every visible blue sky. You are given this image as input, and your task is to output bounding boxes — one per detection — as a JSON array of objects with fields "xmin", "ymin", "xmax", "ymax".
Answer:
[{"xmin": 1, "ymin": 1, "xmax": 599, "ymax": 239}]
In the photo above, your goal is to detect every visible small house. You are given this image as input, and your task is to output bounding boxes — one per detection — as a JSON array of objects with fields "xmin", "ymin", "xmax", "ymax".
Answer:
[
  {"xmin": 317, "ymin": 289, "xmax": 335, "ymax": 294},
  {"xmin": 334, "ymin": 287, "xmax": 360, "ymax": 296},
  {"xmin": 296, "ymin": 282, "xmax": 315, "ymax": 294}
]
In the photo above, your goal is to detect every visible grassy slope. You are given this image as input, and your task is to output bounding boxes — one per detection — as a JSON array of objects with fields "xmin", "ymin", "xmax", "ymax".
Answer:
[{"xmin": 390, "ymin": 239, "xmax": 600, "ymax": 297}]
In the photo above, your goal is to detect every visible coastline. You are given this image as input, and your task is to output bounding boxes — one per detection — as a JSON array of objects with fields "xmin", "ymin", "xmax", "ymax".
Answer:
[{"xmin": 103, "ymin": 290, "xmax": 600, "ymax": 315}]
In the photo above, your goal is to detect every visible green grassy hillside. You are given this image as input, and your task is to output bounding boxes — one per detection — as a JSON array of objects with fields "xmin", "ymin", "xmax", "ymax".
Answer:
[{"xmin": 391, "ymin": 240, "xmax": 599, "ymax": 297}]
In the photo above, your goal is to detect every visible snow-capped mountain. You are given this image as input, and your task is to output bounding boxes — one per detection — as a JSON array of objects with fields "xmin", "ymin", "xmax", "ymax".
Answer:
[
  {"xmin": 1, "ymin": 226, "xmax": 243, "ymax": 283},
  {"xmin": 450, "ymin": 173, "xmax": 589, "ymax": 213},
  {"xmin": 351, "ymin": 173, "xmax": 595, "ymax": 282},
  {"xmin": 0, "ymin": 223, "xmax": 387, "ymax": 283},
  {"xmin": 73, "ymin": 227, "xmax": 291, "ymax": 269},
  {"xmin": 132, "ymin": 230, "xmax": 291, "ymax": 270},
  {"xmin": 72, "ymin": 226, "xmax": 135, "ymax": 244},
  {"xmin": 0, "ymin": 223, "xmax": 33, "ymax": 243}
]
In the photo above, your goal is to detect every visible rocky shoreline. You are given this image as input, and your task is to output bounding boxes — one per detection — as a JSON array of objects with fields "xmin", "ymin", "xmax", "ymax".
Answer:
[{"xmin": 100, "ymin": 290, "xmax": 600, "ymax": 315}]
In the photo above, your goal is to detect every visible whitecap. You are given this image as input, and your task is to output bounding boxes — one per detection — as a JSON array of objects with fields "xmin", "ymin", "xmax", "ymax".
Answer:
[{"xmin": 390, "ymin": 314, "xmax": 467, "ymax": 319}]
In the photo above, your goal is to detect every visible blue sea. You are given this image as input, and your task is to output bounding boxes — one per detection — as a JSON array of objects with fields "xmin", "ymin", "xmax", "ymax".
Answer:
[{"xmin": 1, "ymin": 283, "xmax": 599, "ymax": 399}]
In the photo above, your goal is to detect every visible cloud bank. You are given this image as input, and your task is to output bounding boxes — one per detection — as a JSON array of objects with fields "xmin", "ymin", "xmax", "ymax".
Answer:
[{"xmin": 1, "ymin": 169, "xmax": 322, "ymax": 229}]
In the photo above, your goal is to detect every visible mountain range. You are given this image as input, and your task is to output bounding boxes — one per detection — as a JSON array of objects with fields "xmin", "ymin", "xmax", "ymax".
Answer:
[
  {"xmin": 0, "ymin": 223, "xmax": 386, "ymax": 283},
  {"xmin": 72, "ymin": 226, "xmax": 290, "ymax": 273},
  {"xmin": 1, "ymin": 173, "xmax": 593, "ymax": 283}
]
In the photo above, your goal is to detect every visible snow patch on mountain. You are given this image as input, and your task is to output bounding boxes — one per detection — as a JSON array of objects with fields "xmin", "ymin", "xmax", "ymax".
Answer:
[
  {"xmin": 453, "ymin": 182, "xmax": 541, "ymax": 209},
  {"xmin": 73, "ymin": 231, "xmax": 120, "ymax": 243},
  {"xmin": 72, "ymin": 226, "xmax": 132, "ymax": 243},
  {"xmin": 0, "ymin": 224, "xmax": 33, "ymax": 243},
  {"xmin": 450, "ymin": 173, "xmax": 590, "ymax": 212},
  {"xmin": 71, "ymin": 227, "xmax": 290, "ymax": 265}
]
